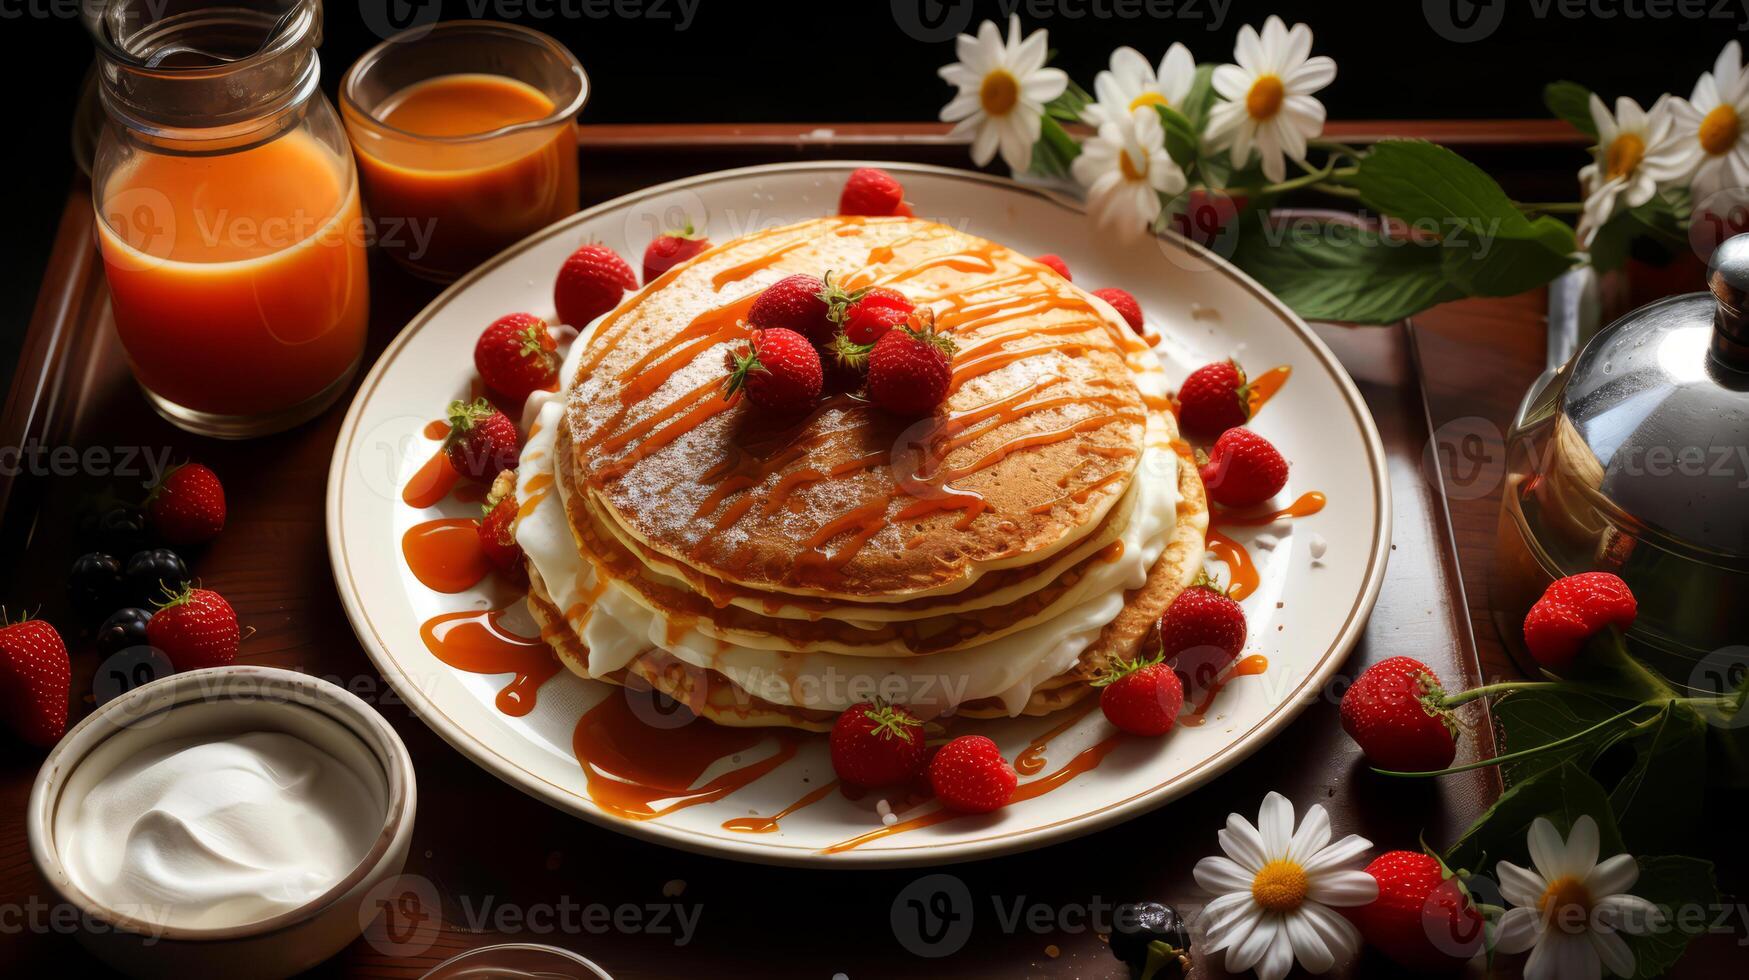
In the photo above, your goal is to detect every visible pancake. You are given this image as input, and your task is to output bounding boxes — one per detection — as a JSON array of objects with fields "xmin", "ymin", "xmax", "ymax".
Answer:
[
  {"xmin": 522, "ymin": 436, "xmax": 1207, "ymax": 729},
  {"xmin": 508, "ymin": 215, "xmax": 1211, "ymax": 729},
  {"xmin": 562, "ymin": 216, "xmax": 1149, "ymax": 601}
]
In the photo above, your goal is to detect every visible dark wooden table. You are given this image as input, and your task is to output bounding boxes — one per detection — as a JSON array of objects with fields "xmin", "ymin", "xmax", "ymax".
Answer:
[{"xmin": 0, "ymin": 121, "xmax": 1711, "ymax": 978}]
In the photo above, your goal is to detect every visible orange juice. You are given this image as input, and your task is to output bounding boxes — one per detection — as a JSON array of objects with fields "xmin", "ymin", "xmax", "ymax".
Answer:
[
  {"xmin": 348, "ymin": 73, "xmax": 579, "ymax": 280},
  {"xmin": 96, "ymin": 130, "xmax": 369, "ymax": 419}
]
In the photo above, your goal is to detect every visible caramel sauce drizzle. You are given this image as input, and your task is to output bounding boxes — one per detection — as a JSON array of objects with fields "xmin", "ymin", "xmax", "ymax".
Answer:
[
  {"xmin": 822, "ymin": 732, "xmax": 1127, "ymax": 854},
  {"xmin": 721, "ymin": 779, "xmax": 841, "ymax": 834},
  {"xmin": 1181, "ymin": 655, "xmax": 1270, "ymax": 727},
  {"xmin": 571, "ymin": 690, "xmax": 800, "ymax": 821},
  {"xmin": 420, "ymin": 609, "xmax": 559, "ymax": 717},
  {"xmin": 1014, "ymin": 699, "xmax": 1100, "ymax": 775},
  {"xmin": 1247, "ymin": 365, "xmax": 1291, "ymax": 415},
  {"xmin": 402, "ymin": 449, "xmax": 460, "ymax": 509}
]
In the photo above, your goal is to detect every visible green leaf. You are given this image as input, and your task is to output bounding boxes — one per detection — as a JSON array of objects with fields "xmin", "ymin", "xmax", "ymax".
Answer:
[
  {"xmin": 1046, "ymin": 80, "xmax": 1093, "ymax": 124},
  {"xmin": 1609, "ymin": 701, "xmax": 1706, "ymax": 855},
  {"xmin": 1180, "ymin": 64, "xmax": 1217, "ymax": 132},
  {"xmin": 1446, "ymin": 762, "xmax": 1622, "ymax": 872},
  {"xmin": 1228, "ymin": 213, "xmax": 1463, "ymax": 324},
  {"xmin": 1440, "ymin": 214, "xmax": 1579, "ymax": 298},
  {"xmin": 1544, "ymin": 80, "xmax": 1600, "ymax": 139},
  {"xmin": 1492, "ymin": 687, "xmax": 1626, "ymax": 786},
  {"xmin": 1155, "ymin": 104, "xmax": 1200, "ymax": 168},
  {"xmin": 1348, "ymin": 140, "xmax": 1579, "ymax": 296},
  {"xmin": 1349, "ymin": 140, "xmax": 1529, "ymax": 235},
  {"xmin": 1624, "ymin": 856, "xmax": 1717, "ymax": 979},
  {"xmin": 1028, "ymin": 115, "xmax": 1082, "ymax": 178},
  {"xmin": 1588, "ymin": 210, "xmax": 1638, "ymax": 272}
]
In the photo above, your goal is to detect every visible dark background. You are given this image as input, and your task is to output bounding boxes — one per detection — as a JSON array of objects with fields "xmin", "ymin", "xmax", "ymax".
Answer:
[{"xmin": 0, "ymin": 0, "xmax": 1740, "ymax": 377}]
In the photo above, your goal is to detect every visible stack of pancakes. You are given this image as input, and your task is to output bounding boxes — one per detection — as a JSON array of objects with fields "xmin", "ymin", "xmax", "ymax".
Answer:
[{"xmin": 515, "ymin": 216, "xmax": 1208, "ymax": 730}]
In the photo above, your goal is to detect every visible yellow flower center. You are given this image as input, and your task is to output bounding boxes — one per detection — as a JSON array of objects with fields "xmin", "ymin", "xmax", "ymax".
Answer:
[
  {"xmin": 1119, "ymin": 147, "xmax": 1149, "ymax": 182},
  {"xmin": 980, "ymin": 70, "xmax": 1020, "ymax": 117},
  {"xmin": 1246, "ymin": 75, "xmax": 1285, "ymax": 121},
  {"xmin": 1128, "ymin": 91, "xmax": 1169, "ymax": 114},
  {"xmin": 1538, "ymin": 875, "xmax": 1594, "ymax": 935},
  {"xmin": 1700, "ymin": 103, "xmax": 1741, "ymax": 156},
  {"xmin": 1604, "ymin": 132, "xmax": 1645, "ymax": 180},
  {"xmin": 1251, "ymin": 859, "xmax": 1310, "ymax": 913}
]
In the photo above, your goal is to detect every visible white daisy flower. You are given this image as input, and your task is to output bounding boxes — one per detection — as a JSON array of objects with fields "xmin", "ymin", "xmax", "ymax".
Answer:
[
  {"xmin": 1204, "ymin": 16, "xmax": 1336, "ymax": 183},
  {"xmin": 1083, "ymin": 43, "xmax": 1198, "ymax": 128},
  {"xmin": 1667, "ymin": 41, "xmax": 1749, "ymax": 209},
  {"xmin": 937, "ymin": 15, "xmax": 1069, "ymax": 174},
  {"xmin": 1070, "ymin": 110, "xmax": 1186, "ymax": 242},
  {"xmin": 1493, "ymin": 815, "xmax": 1663, "ymax": 980},
  {"xmin": 1576, "ymin": 95, "xmax": 1690, "ymax": 247},
  {"xmin": 1193, "ymin": 792, "xmax": 1377, "ymax": 980}
]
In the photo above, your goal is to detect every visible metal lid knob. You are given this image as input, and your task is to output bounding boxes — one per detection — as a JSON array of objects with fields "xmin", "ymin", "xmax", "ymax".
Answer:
[{"xmin": 1707, "ymin": 233, "xmax": 1749, "ymax": 369}]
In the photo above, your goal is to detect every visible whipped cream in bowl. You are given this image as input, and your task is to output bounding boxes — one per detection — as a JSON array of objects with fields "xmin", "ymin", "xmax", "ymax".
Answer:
[{"xmin": 28, "ymin": 666, "xmax": 416, "ymax": 980}]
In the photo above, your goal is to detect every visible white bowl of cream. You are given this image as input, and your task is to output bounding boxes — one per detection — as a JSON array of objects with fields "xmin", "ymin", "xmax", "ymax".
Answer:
[{"xmin": 28, "ymin": 666, "xmax": 416, "ymax": 979}]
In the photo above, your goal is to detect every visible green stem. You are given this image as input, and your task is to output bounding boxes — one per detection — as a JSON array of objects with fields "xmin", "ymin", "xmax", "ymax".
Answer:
[
  {"xmin": 1373, "ymin": 703, "xmax": 1646, "ymax": 778},
  {"xmin": 1442, "ymin": 681, "xmax": 1566, "ymax": 709},
  {"xmin": 1515, "ymin": 201, "xmax": 1584, "ymax": 213}
]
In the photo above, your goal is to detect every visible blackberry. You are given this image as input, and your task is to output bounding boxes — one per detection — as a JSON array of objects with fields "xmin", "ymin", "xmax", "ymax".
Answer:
[
  {"xmin": 125, "ymin": 548, "xmax": 189, "ymax": 606},
  {"xmin": 69, "ymin": 552, "xmax": 126, "ymax": 621},
  {"xmin": 1109, "ymin": 902, "xmax": 1191, "ymax": 979},
  {"xmin": 96, "ymin": 607, "xmax": 154, "ymax": 657}
]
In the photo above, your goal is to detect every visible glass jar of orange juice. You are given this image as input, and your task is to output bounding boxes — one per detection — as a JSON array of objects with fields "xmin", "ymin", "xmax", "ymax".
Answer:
[
  {"xmin": 340, "ymin": 21, "xmax": 587, "ymax": 282},
  {"xmin": 87, "ymin": 0, "xmax": 368, "ymax": 438}
]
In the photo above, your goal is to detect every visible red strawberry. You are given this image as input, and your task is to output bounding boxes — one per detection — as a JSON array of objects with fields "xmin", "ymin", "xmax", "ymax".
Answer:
[
  {"xmin": 1199, "ymin": 428, "xmax": 1288, "ymax": 508},
  {"xmin": 1177, "ymin": 360, "xmax": 1252, "ymax": 439},
  {"xmin": 474, "ymin": 313, "xmax": 559, "ymax": 406},
  {"xmin": 444, "ymin": 398, "xmax": 521, "ymax": 481},
  {"xmin": 554, "ymin": 243, "xmax": 637, "ymax": 328},
  {"xmin": 477, "ymin": 482, "xmax": 526, "ymax": 582},
  {"xmin": 0, "ymin": 616, "xmax": 70, "ymax": 747},
  {"xmin": 642, "ymin": 224, "xmax": 710, "ymax": 284},
  {"xmin": 829, "ymin": 698, "xmax": 926, "ymax": 788},
  {"xmin": 1340, "ymin": 656, "xmax": 1458, "ymax": 772},
  {"xmin": 1160, "ymin": 581, "xmax": 1247, "ymax": 691},
  {"xmin": 1034, "ymin": 253, "xmax": 1072, "ymax": 280},
  {"xmin": 1095, "ymin": 655, "xmax": 1184, "ymax": 736},
  {"xmin": 1091, "ymin": 287, "xmax": 1145, "ymax": 334},
  {"xmin": 928, "ymin": 734, "xmax": 1017, "ymax": 814},
  {"xmin": 1523, "ymin": 572, "xmax": 1638, "ymax": 671},
  {"xmin": 148, "ymin": 586, "xmax": 240, "ymax": 672},
  {"xmin": 837, "ymin": 286, "xmax": 915, "ymax": 346},
  {"xmin": 1349, "ymin": 851, "xmax": 1484, "ymax": 972},
  {"xmin": 839, "ymin": 167, "xmax": 910, "ymax": 217},
  {"xmin": 748, "ymin": 273, "xmax": 834, "ymax": 346},
  {"xmin": 864, "ymin": 312, "xmax": 958, "ymax": 415},
  {"xmin": 723, "ymin": 328, "xmax": 823, "ymax": 414},
  {"xmin": 146, "ymin": 463, "xmax": 226, "ymax": 546}
]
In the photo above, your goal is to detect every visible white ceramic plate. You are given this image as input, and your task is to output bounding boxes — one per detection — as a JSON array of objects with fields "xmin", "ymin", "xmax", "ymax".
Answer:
[{"xmin": 327, "ymin": 162, "xmax": 1390, "ymax": 867}]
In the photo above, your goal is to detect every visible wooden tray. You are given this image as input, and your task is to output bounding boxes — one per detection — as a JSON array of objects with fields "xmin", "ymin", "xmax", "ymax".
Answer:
[{"xmin": 1, "ymin": 127, "xmax": 1503, "ymax": 979}]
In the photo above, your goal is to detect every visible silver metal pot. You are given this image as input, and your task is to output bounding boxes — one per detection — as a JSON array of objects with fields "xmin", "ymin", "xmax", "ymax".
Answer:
[{"xmin": 1496, "ymin": 236, "xmax": 1749, "ymax": 690}]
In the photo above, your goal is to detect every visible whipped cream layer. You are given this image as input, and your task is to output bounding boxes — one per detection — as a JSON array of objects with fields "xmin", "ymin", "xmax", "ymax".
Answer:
[
  {"xmin": 63, "ymin": 732, "xmax": 383, "ymax": 930},
  {"xmin": 516, "ymin": 306, "xmax": 1179, "ymax": 716}
]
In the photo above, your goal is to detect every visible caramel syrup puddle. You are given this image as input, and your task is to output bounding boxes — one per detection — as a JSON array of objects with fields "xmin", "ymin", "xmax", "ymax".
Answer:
[
  {"xmin": 572, "ymin": 691, "xmax": 800, "ymax": 821},
  {"xmin": 1204, "ymin": 529, "xmax": 1260, "ymax": 601},
  {"xmin": 1181, "ymin": 655, "xmax": 1270, "ymax": 727},
  {"xmin": 721, "ymin": 779, "xmax": 841, "ymax": 834},
  {"xmin": 710, "ymin": 240, "xmax": 808, "ymax": 289},
  {"xmin": 420, "ymin": 609, "xmax": 559, "ymax": 717},
  {"xmin": 402, "ymin": 519, "xmax": 489, "ymax": 594},
  {"xmin": 422, "ymin": 418, "xmax": 450, "ymax": 439}
]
